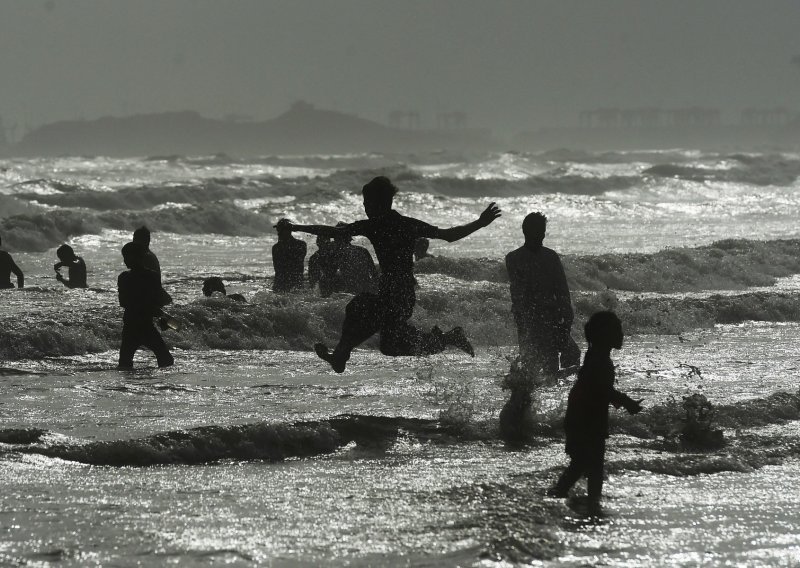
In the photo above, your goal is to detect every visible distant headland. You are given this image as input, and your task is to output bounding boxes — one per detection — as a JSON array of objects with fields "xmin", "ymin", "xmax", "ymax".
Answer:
[
  {"xmin": 2, "ymin": 102, "xmax": 800, "ymax": 157},
  {"xmin": 1, "ymin": 101, "xmax": 496, "ymax": 157}
]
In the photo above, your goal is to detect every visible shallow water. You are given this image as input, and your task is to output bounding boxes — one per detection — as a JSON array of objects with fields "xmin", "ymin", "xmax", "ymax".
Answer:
[{"xmin": 2, "ymin": 151, "xmax": 800, "ymax": 565}]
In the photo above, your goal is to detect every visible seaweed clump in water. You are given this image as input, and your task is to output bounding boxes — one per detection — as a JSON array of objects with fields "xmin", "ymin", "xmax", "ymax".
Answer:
[
  {"xmin": 676, "ymin": 392, "xmax": 725, "ymax": 450},
  {"xmin": 647, "ymin": 391, "xmax": 725, "ymax": 451}
]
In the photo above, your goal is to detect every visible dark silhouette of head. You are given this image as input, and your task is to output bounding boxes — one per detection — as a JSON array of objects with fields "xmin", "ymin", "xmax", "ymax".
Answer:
[
  {"xmin": 202, "ymin": 276, "xmax": 226, "ymax": 297},
  {"xmin": 522, "ymin": 212, "xmax": 547, "ymax": 244},
  {"xmin": 584, "ymin": 310, "xmax": 624, "ymax": 350},
  {"xmin": 274, "ymin": 218, "xmax": 293, "ymax": 239},
  {"xmin": 414, "ymin": 237, "xmax": 430, "ymax": 261},
  {"xmin": 133, "ymin": 226, "xmax": 151, "ymax": 248},
  {"xmin": 56, "ymin": 244, "xmax": 76, "ymax": 263},
  {"xmin": 362, "ymin": 176, "xmax": 397, "ymax": 218},
  {"xmin": 121, "ymin": 241, "xmax": 147, "ymax": 270}
]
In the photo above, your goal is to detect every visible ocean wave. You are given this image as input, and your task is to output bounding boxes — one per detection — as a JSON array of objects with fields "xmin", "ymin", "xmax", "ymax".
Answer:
[
  {"xmin": 613, "ymin": 390, "xmax": 800, "ymax": 440},
  {"xmin": 537, "ymin": 148, "xmax": 705, "ymax": 164},
  {"xmin": 4, "ymin": 286, "xmax": 800, "ymax": 361},
  {"xmin": 644, "ymin": 153, "xmax": 800, "ymax": 186},
  {"xmin": 0, "ymin": 194, "xmax": 40, "ymax": 218},
  {"xmin": 0, "ymin": 202, "xmax": 274, "ymax": 251},
  {"xmin": 0, "ymin": 428, "xmax": 46, "ymax": 445},
  {"xmin": 417, "ymin": 239, "xmax": 800, "ymax": 292},
  {"xmin": 11, "ymin": 414, "xmax": 439, "ymax": 466},
  {"xmin": 15, "ymin": 177, "xmax": 282, "ymax": 210}
]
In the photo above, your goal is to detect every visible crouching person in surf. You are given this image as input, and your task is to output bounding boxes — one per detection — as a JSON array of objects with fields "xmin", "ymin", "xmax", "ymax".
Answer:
[
  {"xmin": 280, "ymin": 175, "xmax": 501, "ymax": 373},
  {"xmin": 117, "ymin": 241, "xmax": 175, "ymax": 369},
  {"xmin": 548, "ymin": 311, "xmax": 642, "ymax": 512}
]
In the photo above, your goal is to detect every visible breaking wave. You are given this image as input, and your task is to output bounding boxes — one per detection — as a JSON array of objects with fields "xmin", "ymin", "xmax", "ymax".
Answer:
[
  {"xmin": 0, "ymin": 194, "xmax": 40, "ymax": 218},
  {"xmin": 8, "ymin": 414, "xmax": 439, "ymax": 466},
  {"xmin": 3, "ymin": 287, "xmax": 800, "ymax": 360},
  {"xmin": 644, "ymin": 153, "xmax": 800, "ymax": 187},
  {"xmin": 0, "ymin": 202, "xmax": 275, "ymax": 251},
  {"xmin": 417, "ymin": 239, "xmax": 800, "ymax": 292}
]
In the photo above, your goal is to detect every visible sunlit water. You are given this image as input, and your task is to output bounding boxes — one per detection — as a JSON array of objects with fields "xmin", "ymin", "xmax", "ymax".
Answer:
[{"xmin": 1, "ymin": 151, "xmax": 800, "ymax": 565}]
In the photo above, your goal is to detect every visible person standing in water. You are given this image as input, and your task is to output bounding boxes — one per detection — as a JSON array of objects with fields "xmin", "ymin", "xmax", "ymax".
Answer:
[
  {"xmin": 282, "ymin": 176, "xmax": 501, "ymax": 372},
  {"xmin": 117, "ymin": 241, "xmax": 174, "ymax": 368},
  {"xmin": 308, "ymin": 234, "xmax": 340, "ymax": 297},
  {"xmin": 0, "ymin": 235, "xmax": 24, "ymax": 289},
  {"xmin": 202, "ymin": 276, "xmax": 247, "ymax": 302},
  {"xmin": 548, "ymin": 311, "xmax": 643, "ymax": 511},
  {"xmin": 333, "ymin": 223, "xmax": 378, "ymax": 295},
  {"xmin": 505, "ymin": 212, "xmax": 579, "ymax": 375},
  {"xmin": 54, "ymin": 244, "xmax": 87, "ymax": 289},
  {"xmin": 272, "ymin": 220, "xmax": 307, "ymax": 292}
]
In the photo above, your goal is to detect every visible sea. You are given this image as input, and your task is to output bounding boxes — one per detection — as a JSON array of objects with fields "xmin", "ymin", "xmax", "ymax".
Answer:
[{"xmin": 1, "ymin": 149, "xmax": 800, "ymax": 566}]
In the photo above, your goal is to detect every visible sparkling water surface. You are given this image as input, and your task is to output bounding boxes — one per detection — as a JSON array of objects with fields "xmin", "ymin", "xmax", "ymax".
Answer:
[{"xmin": 1, "ymin": 151, "xmax": 800, "ymax": 565}]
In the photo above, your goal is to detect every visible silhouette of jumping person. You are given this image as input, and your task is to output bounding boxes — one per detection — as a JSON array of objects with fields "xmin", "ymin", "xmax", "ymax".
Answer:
[
  {"xmin": 548, "ymin": 311, "xmax": 642, "ymax": 511},
  {"xmin": 202, "ymin": 276, "xmax": 246, "ymax": 302},
  {"xmin": 117, "ymin": 242, "xmax": 174, "ymax": 368},
  {"xmin": 132, "ymin": 226, "xmax": 161, "ymax": 277},
  {"xmin": 506, "ymin": 212, "xmax": 579, "ymax": 375},
  {"xmin": 272, "ymin": 219, "xmax": 307, "ymax": 292},
  {"xmin": 0, "ymin": 235, "xmax": 24, "ymax": 289},
  {"xmin": 308, "ymin": 235, "xmax": 340, "ymax": 297},
  {"xmin": 284, "ymin": 176, "xmax": 501, "ymax": 372},
  {"xmin": 54, "ymin": 244, "xmax": 87, "ymax": 289},
  {"xmin": 334, "ymin": 222, "xmax": 378, "ymax": 294}
]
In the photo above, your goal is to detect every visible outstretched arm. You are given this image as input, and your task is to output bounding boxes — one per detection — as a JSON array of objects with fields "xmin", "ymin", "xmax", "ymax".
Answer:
[
  {"xmin": 279, "ymin": 219, "xmax": 350, "ymax": 240},
  {"xmin": 433, "ymin": 203, "xmax": 501, "ymax": 243},
  {"xmin": 610, "ymin": 389, "xmax": 643, "ymax": 414}
]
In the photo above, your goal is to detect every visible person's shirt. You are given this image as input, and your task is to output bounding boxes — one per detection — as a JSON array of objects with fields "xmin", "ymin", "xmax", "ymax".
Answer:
[
  {"xmin": 0, "ymin": 249, "xmax": 23, "ymax": 289},
  {"xmin": 272, "ymin": 237, "xmax": 307, "ymax": 292},
  {"xmin": 308, "ymin": 243, "xmax": 341, "ymax": 296},
  {"xmin": 505, "ymin": 243, "xmax": 572, "ymax": 327},
  {"xmin": 563, "ymin": 349, "xmax": 636, "ymax": 448},
  {"xmin": 308, "ymin": 250, "xmax": 322, "ymax": 288},
  {"xmin": 345, "ymin": 211, "xmax": 438, "ymax": 279},
  {"xmin": 339, "ymin": 244, "xmax": 378, "ymax": 294},
  {"xmin": 118, "ymin": 267, "xmax": 171, "ymax": 324},
  {"xmin": 55, "ymin": 257, "xmax": 88, "ymax": 288},
  {"xmin": 143, "ymin": 249, "xmax": 161, "ymax": 277}
]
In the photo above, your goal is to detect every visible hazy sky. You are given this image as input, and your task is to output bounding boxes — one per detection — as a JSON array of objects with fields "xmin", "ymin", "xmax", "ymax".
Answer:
[{"xmin": 1, "ymin": 0, "xmax": 799, "ymax": 136}]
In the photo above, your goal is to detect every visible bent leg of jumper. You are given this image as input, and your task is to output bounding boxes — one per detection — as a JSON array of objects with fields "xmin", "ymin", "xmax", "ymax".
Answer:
[{"xmin": 317, "ymin": 292, "xmax": 382, "ymax": 372}]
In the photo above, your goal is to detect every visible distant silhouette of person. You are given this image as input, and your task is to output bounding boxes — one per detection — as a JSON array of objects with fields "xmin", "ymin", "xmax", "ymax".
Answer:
[
  {"xmin": 54, "ymin": 244, "xmax": 87, "ymax": 289},
  {"xmin": 506, "ymin": 212, "xmax": 579, "ymax": 375},
  {"xmin": 308, "ymin": 235, "xmax": 340, "ymax": 297},
  {"xmin": 334, "ymin": 222, "xmax": 378, "ymax": 294},
  {"xmin": 202, "ymin": 276, "xmax": 246, "ymax": 302},
  {"xmin": 0, "ymin": 235, "xmax": 24, "ymax": 289},
  {"xmin": 132, "ymin": 226, "xmax": 161, "ymax": 277},
  {"xmin": 117, "ymin": 242, "xmax": 174, "ymax": 368},
  {"xmin": 414, "ymin": 237, "xmax": 433, "ymax": 261},
  {"xmin": 548, "ymin": 311, "xmax": 643, "ymax": 510},
  {"xmin": 272, "ymin": 219, "xmax": 307, "ymax": 292},
  {"xmin": 284, "ymin": 176, "xmax": 501, "ymax": 372}
]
